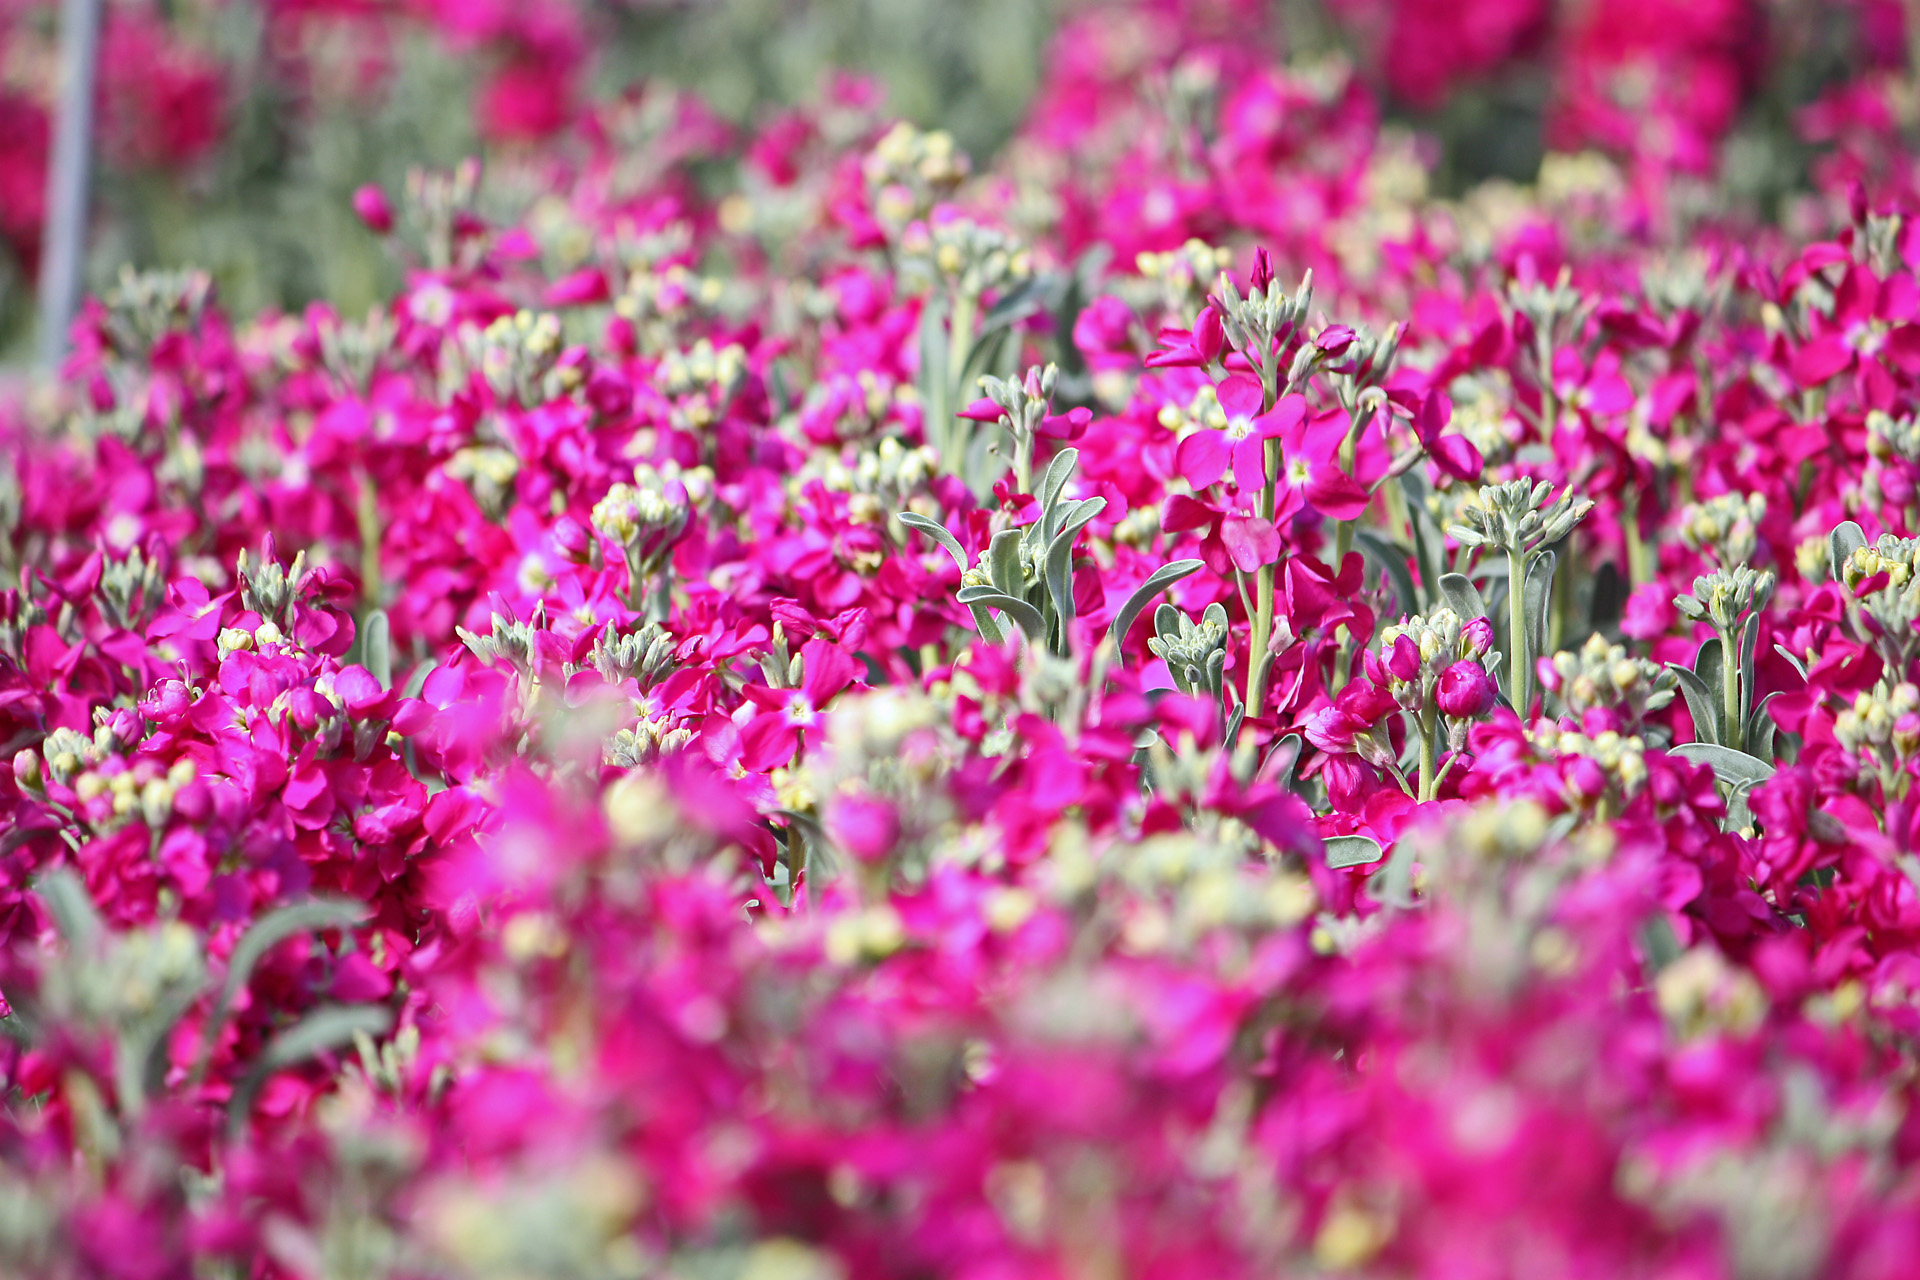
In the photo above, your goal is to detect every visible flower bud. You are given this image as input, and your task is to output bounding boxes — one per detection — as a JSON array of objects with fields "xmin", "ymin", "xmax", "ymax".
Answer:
[
  {"xmin": 352, "ymin": 184, "xmax": 394, "ymax": 234},
  {"xmin": 1386, "ymin": 634, "xmax": 1421, "ymax": 682},
  {"xmin": 1436, "ymin": 660, "xmax": 1496, "ymax": 718},
  {"xmin": 1461, "ymin": 615, "xmax": 1494, "ymax": 656},
  {"xmin": 13, "ymin": 749, "xmax": 43, "ymax": 794}
]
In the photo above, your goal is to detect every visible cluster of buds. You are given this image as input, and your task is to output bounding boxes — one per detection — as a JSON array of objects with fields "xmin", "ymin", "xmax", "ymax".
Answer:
[
  {"xmin": 1148, "ymin": 602, "xmax": 1231, "ymax": 707},
  {"xmin": 1532, "ymin": 722, "xmax": 1650, "ymax": 809},
  {"xmin": 1505, "ymin": 266, "xmax": 1595, "ymax": 428},
  {"xmin": 402, "ymin": 158, "xmax": 484, "ymax": 272},
  {"xmin": 1678, "ymin": 492, "xmax": 1767, "ymax": 567},
  {"xmin": 1841, "ymin": 535, "xmax": 1920, "ymax": 672},
  {"xmin": 864, "ymin": 122, "xmax": 970, "ymax": 234},
  {"xmin": 1450, "ymin": 479, "xmax": 1595, "ymax": 558},
  {"xmin": 614, "ymin": 262, "xmax": 727, "ymax": 353},
  {"xmin": 1538, "ymin": 634, "xmax": 1677, "ymax": 729},
  {"xmin": 1378, "ymin": 609, "xmax": 1499, "ymax": 741},
  {"xmin": 959, "ymin": 363, "xmax": 1090, "ymax": 492},
  {"xmin": 590, "ymin": 470, "xmax": 693, "ymax": 619},
  {"xmin": 457, "ymin": 609, "xmax": 544, "ymax": 684},
  {"xmin": 816, "ymin": 438, "xmax": 939, "ymax": 526},
  {"xmin": 313, "ymin": 305, "xmax": 397, "ymax": 395},
  {"xmin": 604, "ymin": 717, "xmax": 694, "ymax": 769},
  {"xmin": 1136, "ymin": 239, "xmax": 1232, "ymax": 316},
  {"xmin": 96, "ymin": 548, "xmax": 166, "ymax": 632},
  {"xmin": 1675, "ymin": 566, "xmax": 1776, "ymax": 635},
  {"xmin": 582, "ymin": 622, "xmax": 678, "ymax": 688},
  {"xmin": 1206, "ymin": 256, "xmax": 1316, "ymax": 391},
  {"xmin": 656, "ymin": 340, "xmax": 749, "ymax": 427},
  {"xmin": 444, "ymin": 446, "xmax": 520, "ymax": 522},
  {"xmin": 1832, "ymin": 678, "xmax": 1920, "ymax": 795},
  {"xmin": 237, "ymin": 545, "xmax": 308, "ymax": 628},
  {"xmin": 465, "ymin": 311, "xmax": 566, "ymax": 407},
  {"xmin": 99, "ymin": 265, "xmax": 213, "ymax": 360},
  {"xmin": 898, "ymin": 216, "xmax": 1031, "ymax": 299},
  {"xmin": 1320, "ymin": 321, "xmax": 1405, "ymax": 424}
]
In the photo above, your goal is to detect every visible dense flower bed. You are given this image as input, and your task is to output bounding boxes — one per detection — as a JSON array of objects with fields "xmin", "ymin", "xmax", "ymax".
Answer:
[{"xmin": 9, "ymin": 0, "xmax": 1920, "ymax": 1276}]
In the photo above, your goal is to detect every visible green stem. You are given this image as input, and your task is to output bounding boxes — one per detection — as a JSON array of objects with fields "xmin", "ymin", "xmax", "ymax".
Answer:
[
  {"xmin": 1245, "ymin": 436, "xmax": 1283, "ymax": 716},
  {"xmin": 1417, "ymin": 701, "xmax": 1439, "ymax": 802},
  {"xmin": 1508, "ymin": 546, "xmax": 1530, "ymax": 719},
  {"xmin": 356, "ymin": 470, "xmax": 382, "ymax": 609},
  {"xmin": 1721, "ymin": 625, "xmax": 1742, "ymax": 752},
  {"xmin": 948, "ymin": 289, "xmax": 978, "ymax": 488}
]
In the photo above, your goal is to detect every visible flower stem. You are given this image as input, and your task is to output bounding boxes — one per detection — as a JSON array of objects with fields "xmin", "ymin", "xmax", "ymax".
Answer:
[
  {"xmin": 1508, "ymin": 545, "xmax": 1530, "ymax": 719},
  {"xmin": 1721, "ymin": 625, "xmax": 1742, "ymax": 752},
  {"xmin": 1418, "ymin": 701, "xmax": 1439, "ymax": 802},
  {"xmin": 1245, "ymin": 436, "xmax": 1283, "ymax": 717}
]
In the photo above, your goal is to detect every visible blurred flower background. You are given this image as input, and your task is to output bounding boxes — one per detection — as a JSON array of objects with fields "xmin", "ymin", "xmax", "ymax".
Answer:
[{"xmin": 0, "ymin": 0, "xmax": 1895, "ymax": 363}]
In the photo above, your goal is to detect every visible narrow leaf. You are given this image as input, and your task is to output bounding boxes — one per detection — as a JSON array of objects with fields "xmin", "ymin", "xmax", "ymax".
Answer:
[
  {"xmin": 955, "ymin": 587, "xmax": 1049, "ymax": 643},
  {"xmin": 898, "ymin": 512, "xmax": 969, "ymax": 574},
  {"xmin": 1438, "ymin": 572, "xmax": 1488, "ymax": 627},
  {"xmin": 1110, "ymin": 560, "xmax": 1205, "ymax": 653},
  {"xmin": 1671, "ymin": 742, "xmax": 1776, "ymax": 787},
  {"xmin": 1325, "ymin": 834, "xmax": 1386, "ymax": 869},
  {"xmin": 1668, "ymin": 663, "xmax": 1721, "ymax": 746},
  {"xmin": 362, "ymin": 609, "xmax": 392, "ymax": 690}
]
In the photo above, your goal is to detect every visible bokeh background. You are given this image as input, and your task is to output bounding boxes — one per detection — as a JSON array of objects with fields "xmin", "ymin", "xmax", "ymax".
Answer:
[{"xmin": 0, "ymin": 0, "xmax": 1900, "ymax": 363}]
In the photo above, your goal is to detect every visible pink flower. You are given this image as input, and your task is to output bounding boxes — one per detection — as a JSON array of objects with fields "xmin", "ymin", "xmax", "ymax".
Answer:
[{"xmin": 1436, "ymin": 660, "xmax": 1496, "ymax": 717}]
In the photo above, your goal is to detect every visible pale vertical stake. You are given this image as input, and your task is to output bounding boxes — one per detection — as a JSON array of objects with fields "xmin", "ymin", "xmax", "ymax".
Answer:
[{"xmin": 36, "ymin": 0, "xmax": 103, "ymax": 372}]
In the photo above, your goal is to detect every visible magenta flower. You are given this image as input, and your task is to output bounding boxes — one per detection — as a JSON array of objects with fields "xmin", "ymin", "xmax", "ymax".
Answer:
[{"xmin": 1436, "ymin": 660, "xmax": 1496, "ymax": 717}]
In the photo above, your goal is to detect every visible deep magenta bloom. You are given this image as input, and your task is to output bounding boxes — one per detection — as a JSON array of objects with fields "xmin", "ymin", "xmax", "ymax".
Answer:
[{"xmin": 1436, "ymin": 660, "xmax": 1496, "ymax": 717}]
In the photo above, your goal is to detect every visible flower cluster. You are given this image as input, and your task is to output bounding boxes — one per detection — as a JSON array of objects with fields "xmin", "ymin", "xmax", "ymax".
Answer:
[{"xmin": 9, "ymin": 1, "xmax": 1920, "ymax": 1276}]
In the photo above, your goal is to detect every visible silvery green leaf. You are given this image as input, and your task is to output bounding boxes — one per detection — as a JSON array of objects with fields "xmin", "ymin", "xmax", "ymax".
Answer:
[
  {"xmin": 956, "ymin": 587, "xmax": 1048, "ymax": 643},
  {"xmin": 1668, "ymin": 663, "xmax": 1721, "ymax": 746},
  {"xmin": 969, "ymin": 604, "xmax": 1007, "ymax": 647},
  {"xmin": 1738, "ymin": 616, "xmax": 1759, "ymax": 728},
  {"xmin": 1268, "ymin": 732, "xmax": 1304, "ymax": 793},
  {"xmin": 1045, "ymin": 499, "xmax": 1107, "ymax": 628},
  {"xmin": 1747, "ymin": 692, "xmax": 1783, "ymax": 762},
  {"xmin": 1039, "ymin": 447, "xmax": 1078, "ymax": 515},
  {"xmin": 1355, "ymin": 529, "xmax": 1418, "ymax": 618},
  {"xmin": 1772, "ymin": 643, "xmax": 1809, "ymax": 682},
  {"xmin": 35, "ymin": 870, "xmax": 100, "ymax": 950},
  {"xmin": 1829, "ymin": 520, "xmax": 1867, "ymax": 582},
  {"xmin": 1438, "ymin": 572, "xmax": 1488, "ymax": 626},
  {"xmin": 898, "ymin": 512, "xmax": 969, "ymax": 573},
  {"xmin": 361, "ymin": 609, "xmax": 392, "ymax": 689},
  {"xmin": 1110, "ymin": 559, "xmax": 1205, "ymax": 652},
  {"xmin": 1326, "ymin": 834, "xmax": 1385, "ymax": 869},
  {"xmin": 1523, "ymin": 549, "xmax": 1555, "ymax": 660},
  {"xmin": 230, "ymin": 1005, "xmax": 394, "ymax": 1137},
  {"xmin": 987, "ymin": 528, "xmax": 1025, "ymax": 596},
  {"xmin": 1152, "ymin": 601, "xmax": 1183, "ymax": 643},
  {"xmin": 1671, "ymin": 742, "xmax": 1776, "ymax": 787},
  {"xmin": 1447, "ymin": 525, "xmax": 1486, "ymax": 548}
]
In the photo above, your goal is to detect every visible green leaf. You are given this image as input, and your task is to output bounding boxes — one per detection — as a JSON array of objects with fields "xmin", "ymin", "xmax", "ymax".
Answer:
[
  {"xmin": 1355, "ymin": 530, "xmax": 1419, "ymax": 619},
  {"xmin": 1438, "ymin": 572, "xmax": 1488, "ymax": 626},
  {"xmin": 198, "ymin": 898, "xmax": 370, "ymax": 1077},
  {"xmin": 955, "ymin": 587, "xmax": 1048, "ymax": 644},
  {"xmin": 361, "ymin": 610, "xmax": 392, "ymax": 689},
  {"xmin": 230, "ymin": 1005, "xmax": 393, "ymax": 1136},
  {"xmin": 1746, "ymin": 691, "xmax": 1783, "ymax": 761},
  {"xmin": 1044, "ymin": 498, "xmax": 1106, "ymax": 631},
  {"xmin": 1111, "ymin": 560, "xmax": 1205, "ymax": 654},
  {"xmin": 1772, "ymin": 643, "xmax": 1809, "ymax": 682},
  {"xmin": 1668, "ymin": 663, "xmax": 1721, "ymax": 746},
  {"xmin": 1829, "ymin": 520, "xmax": 1867, "ymax": 581},
  {"xmin": 1523, "ymin": 550, "xmax": 1555, "ymax": 660},
  {"xmin": 1737, "ymin": 617, "xmax": 1759, "ymax": 730},
  {"xmin": 34, "ymin": 870, "xmax": 100, "ymax": 950},
  {"xmin": 898, "ymin": 512, "xmax": 969, "ymax": 574},
  {"xmin": 1671, "ymin": 742, "xmax": 1776, "ymax": 787},
  {"xmin": 987, "ymin": 528, "xmax": 1025, "ymax": 597},
  {"xmin": 1038, "ymin": 447, "xmax": 1078, "ymax": 518},
  {"xmin": 1325, "ymin": 834, "xmax": 1386, "ymax": 869},
  {"xmin": 1267, "ymin": 732, "xmax": 1304, "ymax": 793}
]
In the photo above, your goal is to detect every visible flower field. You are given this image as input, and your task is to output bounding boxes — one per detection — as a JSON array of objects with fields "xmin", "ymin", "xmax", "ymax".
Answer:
[{"xmin": 9, "ymin": 0, "xmax": 1920, "ymax": 1276}]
